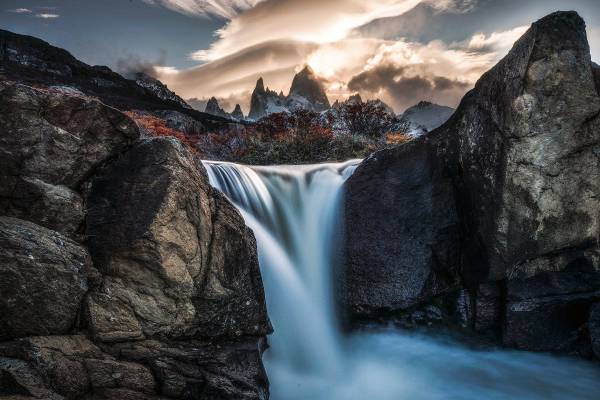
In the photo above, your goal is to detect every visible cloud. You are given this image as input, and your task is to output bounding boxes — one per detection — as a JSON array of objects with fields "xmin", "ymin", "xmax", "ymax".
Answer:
[
  {"xmin": 154, "ymin": 0, "xmax": 533, "ymax": 112},
  {"xmin": 142, "ymin": 0, "xmax": 263, "ymax": 19},
  {"xmin": 194, "ymin": 0, "xmax": 437, "ymax": 62},
  {"xmin": 7, "ymin": 8, "xmax": 32, "ymax": 13},
  {"xmin": 35, "ymin": 13, "xmax": 60, "ymax": 19},
  {"xmin": 115, "ymin": 51, "xmax": 168, "ymax": 78},
  {"xmin": 348, "ymin": 63, "xmax": 470, "ymax": 111},
  {"xmin": 156, "ymin": 39, "xmax": 317, "ymax": 110},
  {"xmin": 462, "ymin": 25, "xmax": 528, "ymax": 53}
]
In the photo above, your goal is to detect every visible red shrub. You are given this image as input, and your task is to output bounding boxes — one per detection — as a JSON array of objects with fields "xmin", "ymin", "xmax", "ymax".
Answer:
[{"xmin": 124, "ymin": 111, "xmax": 200, "ymax": 154}]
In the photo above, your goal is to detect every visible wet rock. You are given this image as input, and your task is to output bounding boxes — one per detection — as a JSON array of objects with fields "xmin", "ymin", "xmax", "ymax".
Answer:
[
  {"xmin": 85, "ymin": 137, "xmax": 271, "ymax": 341},
  {"xmin": 0, "ymin": 217, "xmax": 89, "ymax": 340}
]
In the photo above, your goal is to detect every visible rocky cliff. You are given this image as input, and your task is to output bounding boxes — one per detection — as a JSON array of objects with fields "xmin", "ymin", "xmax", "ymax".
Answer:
[
  {"xmin": 342, "ymin": 11, "xmax": 600, "ymax": 359},
  {"xmin": 0, "ymin": 82, "xmax": 272, "ymax": 398},
  {"xmin": 0, "ymin": 29, "xmax": 235, "ymax": 133}
]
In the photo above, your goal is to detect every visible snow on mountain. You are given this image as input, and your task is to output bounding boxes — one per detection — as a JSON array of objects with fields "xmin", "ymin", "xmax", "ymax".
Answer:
[
  {"xmin": 134, "ymin": 72, "xmax": 192, "ymax": 110},
  {"xmin": 399, "ymin": 101, "xmax": 454, "ymax": 137},
  {"xmin": 248, "ymin": 66, "xmax": 330, "ymax": 120}
]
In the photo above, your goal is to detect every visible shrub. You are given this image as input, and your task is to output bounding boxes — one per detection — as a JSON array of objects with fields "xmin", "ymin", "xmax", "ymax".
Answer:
[{"xmin": 124, "ymin": 111, "xmax": 200, "ymax": 154}]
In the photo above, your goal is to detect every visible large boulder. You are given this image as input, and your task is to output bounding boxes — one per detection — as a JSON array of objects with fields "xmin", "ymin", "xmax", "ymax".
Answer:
[
  {"xmin": 85, "ymin": 137, "xmax": 271, "ymax": 342},
  {"xmin": 0, "ymin": 75, "xmax": 271, "ymax": 397},
  {"xmin": 343, "ymin": 138, "xmax": 460, "ymax": 316},
  {"xmin": 343, "ymin": 11, "xmax": 600, "ymax": 354},
  {"xmin": 0, "ymin": 83, "xmax": 139, "ymax": 236},
  {"xmin": 0, "ymin": 217, "xmax": 90, "ymax": 340}
]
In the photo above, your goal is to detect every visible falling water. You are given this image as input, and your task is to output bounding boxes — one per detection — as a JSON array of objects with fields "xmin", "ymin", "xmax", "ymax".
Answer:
[{"xmin": 203, "ymin": 160, "xmax": 600, "ymax": 400}]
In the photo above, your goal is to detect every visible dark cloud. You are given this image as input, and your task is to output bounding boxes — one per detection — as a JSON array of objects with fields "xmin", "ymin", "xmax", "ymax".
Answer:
[
  {"xmin": 115, "ymin": 50, "xmax": 167, "ymax": 78},
  {"xmin": 348, "ymin": 63, "xmax": 470, "ymax": 111}
]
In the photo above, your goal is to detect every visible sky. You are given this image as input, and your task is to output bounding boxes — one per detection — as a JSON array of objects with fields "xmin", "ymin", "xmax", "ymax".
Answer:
[{"xmin": 2, "ymin": 0, "xmax": 600, "ymax": 113}]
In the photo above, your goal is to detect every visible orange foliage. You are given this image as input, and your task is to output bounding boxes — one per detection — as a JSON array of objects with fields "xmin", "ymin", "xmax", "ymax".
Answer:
[
  {"xmin": 124, "ymin": 111, "xmax": 200, "ymax": 154},
  {"xmin": 386, "ymin": 132, "xmax": 411, "ymax": 145}
]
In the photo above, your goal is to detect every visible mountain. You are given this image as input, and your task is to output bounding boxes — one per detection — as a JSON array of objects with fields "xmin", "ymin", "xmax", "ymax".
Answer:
[
  {"xmin": 248, "ymin": 66, "xmax": 331, "ymax": 120},
  {"xmin": 288, "ymin": 65, "xmax": 330, "ymax": 112},
  {"xmin": 398, "ymin": 101, "xmax": 455, "ymax": 137},
  {"xmin": 133, "ymin": 72, "xmax": 192, "ymax": 110},
  {"xmin": 231, "ymin": 104, "xmax": 245, "ymax": 120},
  {"xmin": 0, "ymin": 29, "xmax": 235, "ymax": 131},
  {"xmin": 248, "ymin": 77, "xmax": 288, "ymax": 119},
  {"xmin": 204, "ymin": 96, "xmax": 230, "ymax": 118}
]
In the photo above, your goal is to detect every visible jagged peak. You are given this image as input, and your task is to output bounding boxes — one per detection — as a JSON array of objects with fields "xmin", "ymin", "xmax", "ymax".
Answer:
[
  {"xmin": 255, "ymin": 77, "xmax": 265, "ymax": 92},
  {"xmin": 348, "ymin": 93, "xmax": 363, "ymax": 104},
  {"xmin": 415, "ymin": 101, "xmax": 433, "ymax": 108},
  {"xmin": 289, "ymin": 64, "xmax": 330, "ymax": 111}
]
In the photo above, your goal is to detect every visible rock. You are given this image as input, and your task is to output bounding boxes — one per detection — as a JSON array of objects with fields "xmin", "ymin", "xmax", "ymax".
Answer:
[
  {"xmin": 0, "ymin": 84, "xmax": 139, "ymax": 189},
  {"xmin": 342, "ymin": 11, "xmax": 600, "ymax": 354},
  {"xmin": 0, "ymin": 178, "xmax": 84, "ymax": 237},
  {"xmin": 503, "ymin": 250, "xmax": 600, "ymax": 353},
  {"xmin": 0, "ymin": 217, "xmax": 90, "ymax": 340},
  {"xmin": 103, "ymin": 337, "xmax": 268, "ymax": 400},
  {"xmin": 0, "ymin": 335, "xmax": 156, "ymax": 399},
  {"xmin": 85, "ymin": 137, "xmax": 271, "ymax": 341},
  {"xmin": 0, "ymin": 83, "xmax": 139, "ymax": 236},
  {"xmin": 454, "ymin": 11, "xmax": 600, "ymax": 281},
  {"xmin": 342, "ymin": 139, "xmax": 460, "ymax": 316},
  {"xmin": 590, "ymin": 303, "xmax": 600, "ymax": 359}
]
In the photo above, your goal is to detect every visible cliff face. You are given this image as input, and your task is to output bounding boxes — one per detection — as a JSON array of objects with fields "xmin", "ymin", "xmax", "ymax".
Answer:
[
  {"xmin": 0, "ymin": 83, "xmax": 271, "ymax": 399},
  {"xmin": 343, "ymin": 11, "xmax": 600, "ymax": 358}
]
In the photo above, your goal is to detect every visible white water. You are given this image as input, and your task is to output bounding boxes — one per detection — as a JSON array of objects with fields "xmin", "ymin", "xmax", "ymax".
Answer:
[{"xmin": 203, "ymin": 160, "xmax": 600, "ymax": 400}]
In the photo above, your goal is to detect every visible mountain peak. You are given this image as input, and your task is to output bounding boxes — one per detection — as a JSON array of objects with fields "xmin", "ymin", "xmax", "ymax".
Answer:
[
  {"xmin": 205, "ymin": 96, "xmax": 229, "ymax": 118},
  {"xmin": 255, "ymin": 77, "xmax": 265, "ymax": 93},
  {"xmin": 231, "ymin": 103, "xmax": 244, "ymax": 120},
  {"xmin": 289, "ymin": 65, "xmax": 330, "ymax": 112}
]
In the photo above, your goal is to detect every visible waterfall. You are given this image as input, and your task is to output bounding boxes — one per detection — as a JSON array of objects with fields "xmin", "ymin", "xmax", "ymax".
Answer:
[
  {"xmin": 205, "ymin": 160, "xmax": 358, "ymax": 377},
  {"xmin": 203, "ymin": 160, "xmax": 600, "ymax": 400}
]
